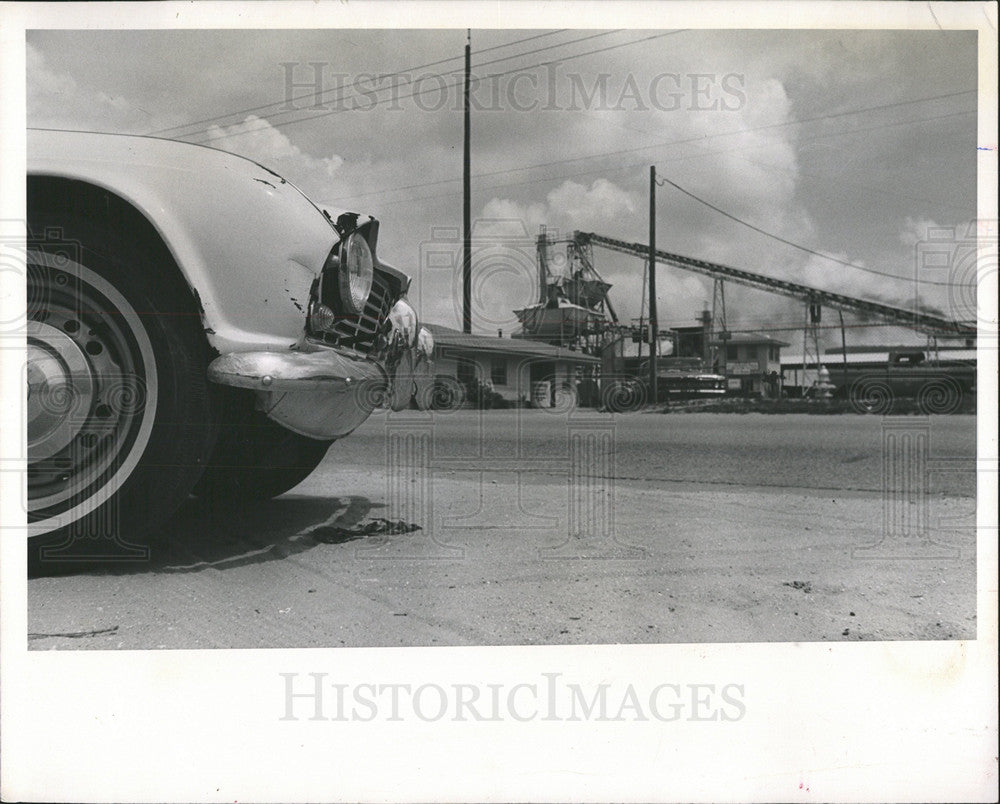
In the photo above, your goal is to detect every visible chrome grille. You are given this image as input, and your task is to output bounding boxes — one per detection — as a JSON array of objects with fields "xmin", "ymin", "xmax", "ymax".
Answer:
[{"xmin": 316, "ymin": 271, "xmax": 394, "ymax": 355}]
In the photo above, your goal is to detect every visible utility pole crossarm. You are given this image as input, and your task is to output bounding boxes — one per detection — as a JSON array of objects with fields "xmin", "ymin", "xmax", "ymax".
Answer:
[{"xmin": 574, "ymin": 231, "xmax": 976, "ymax": 339}]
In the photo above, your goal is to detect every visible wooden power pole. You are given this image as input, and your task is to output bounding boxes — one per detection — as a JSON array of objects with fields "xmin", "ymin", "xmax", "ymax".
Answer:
[
  {"xmin": 462, "ymin": 30, "xmax": 472, "ymax": 334},
  {"xmin": 648, "ymin": 166, "xmax": 658, "ymax": 402}
]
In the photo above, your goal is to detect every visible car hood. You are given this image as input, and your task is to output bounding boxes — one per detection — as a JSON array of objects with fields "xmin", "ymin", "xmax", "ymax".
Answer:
[{"xmin": 661, "ymin": 373, "xmax": 726, "ymax": 381}]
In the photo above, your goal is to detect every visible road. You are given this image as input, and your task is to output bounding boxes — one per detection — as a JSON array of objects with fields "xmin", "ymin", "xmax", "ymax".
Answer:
[{"xmin": 28, "ymin": 411, "xmax": 978, "ymax": 648}]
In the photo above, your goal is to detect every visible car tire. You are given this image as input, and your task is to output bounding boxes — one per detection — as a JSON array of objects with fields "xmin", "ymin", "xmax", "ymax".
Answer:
[
  {"xmin": 192, "ymin": 398, "xmax": 334, "ymax": 500},
  {"xmin": 917, "ymin": 378, "xmax": 963, "ymax": 415},
  {"xmin": 601, "ymin": 377, "xmax": 648, "ymax": 413},
  {"xmin": 848, "ymin": 378, "xmax": 893, "ymax": 415},
  {"xmin": 26, "ymin": 218, "xmax": 218, "ymax": 570},
  {"xmin": 430, "ymin": 375, "xmax": 465, "ymax": 411}
]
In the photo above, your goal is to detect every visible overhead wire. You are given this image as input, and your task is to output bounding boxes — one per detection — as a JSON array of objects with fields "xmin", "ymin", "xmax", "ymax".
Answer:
[
  {"xmin": 184, "ymin": 29, "xmax": 630, "ymax": 143},
  {"xmin": 148, "ymin": 29, "xmax": 572, "ymax": 137},
  {"xmin": 171, "ymin": 33, "xmax": 972, "ymax": 227},
  {"xmin": 153, "ymin": 33, "xmax": 974, "ymax": 294},
  {"xmin": 652, "ymin": 172, "xmax": 958, "ymax": 287},
  {"xmin": 323, "ymin": 108, "xmax": 974, "ymax": 211},
  {"xmin": 318, "ymin": 93, "xmax": 974, "ymax": 206},
  {"xmin": 188, "ymin": 30, "xmax": 685, "ymax": 145},
  {"xmin": 669, "ymin": 114, "xmax": 977, "ymax": 216}
]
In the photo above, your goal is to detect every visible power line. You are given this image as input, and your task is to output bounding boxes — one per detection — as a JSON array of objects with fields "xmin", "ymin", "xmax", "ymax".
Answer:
[
  {"xmin": 318, "ymin": 93, "xmax": 974, "ymax": 205},
  {"xmin": 325, "ymin": 108, "xmax": 973, "ymax": 211},
  {"xmin": 148, "ymin": 29, "xmax": 572, "ymax": 137},
  {"xmin": 190, "ymin": 29, "xmax": 668, "ymax": 145},
  {"xmin": 672, "ymin": 115, "xmax": 977, "ymax": 216},
  {"xmin": 176, "ymin": 38, "xmax": 972, "ymax": 219},
  {"xmin": 189, "ymin": 30, "xmax": 684, "ymax": 145},
  {"xmin": 186, "ymin": 29, "xmax": 628, "ymax": 143},
  {"xmin": 654, "ymin": 173, "xmax": 957, "ymax": 287},
  {"xmin": 164, "ymin": 36, "xmax": 972, "ymax": 293}
]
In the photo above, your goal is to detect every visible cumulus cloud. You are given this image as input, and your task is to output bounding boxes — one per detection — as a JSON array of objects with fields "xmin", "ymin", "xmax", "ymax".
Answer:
[
  {"xmin": 447, "ymin": 178, "xmax": 641, "ymax": 333},
  {"xmin": 203, "ymin": 115, "xmax": 345, "ymax": 193},
  {"xmin": 28, "ymin": 42, "xmax": 155, "ymax": 131},
  {"xmin": 459, "ymin": 76, "xmax": 826, "ymax": 335},
  {"xmin": 900, "ymin": 216, "xmax": 942, "ymax": 248},
  {"xmin": 480, "ymin": 177, "xmax": 637, "ymax": 237},
  {"xmin": 545, "ymin": 178, "xmax": 637, "ymax": 226},
  {"xmin": 28, "ymin": 42, "xmax": 349, "ymax": 203},
  {"xmin": 680, "ymin": 77, "xmax": 801, "ymax": 225},
  {"xmin": 475, "ymin": 199, "xmax": 547, "ymax": 238},
  {"xmin": 25, "ymin": 30, "xmax": 974, "ymax": 347}
]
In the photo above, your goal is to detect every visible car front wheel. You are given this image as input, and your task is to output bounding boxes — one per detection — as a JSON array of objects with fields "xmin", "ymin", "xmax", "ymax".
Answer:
[
  {"xmin": 26, "ymin": 228, "xmax": 217, "ymax": 567},
  {"xmin": 191, "ymin": 401, "xmax": 334, "ymax": 500},
  {"xmin": 917, "ymin": 378, "xmax": 964, "ymax": 415}
]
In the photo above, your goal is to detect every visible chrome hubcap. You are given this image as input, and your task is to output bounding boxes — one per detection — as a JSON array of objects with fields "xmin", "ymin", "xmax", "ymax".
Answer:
[
  {"xmin": 27, "ymin": 252, "xmax": 158, "ymax": 527},
  {"xmin": 26, "ymin": 322, "xmax": 96, "ymax": 461}
]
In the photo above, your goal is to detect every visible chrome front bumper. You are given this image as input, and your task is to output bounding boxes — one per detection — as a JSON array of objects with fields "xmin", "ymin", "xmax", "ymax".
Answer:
[
  {"xmin": 208, "ymin": 339, "xmax": 433, "ymax": 440},
  {"xmin": 208, "ymin": 349, "xmax": 386, "ymax": 393}
]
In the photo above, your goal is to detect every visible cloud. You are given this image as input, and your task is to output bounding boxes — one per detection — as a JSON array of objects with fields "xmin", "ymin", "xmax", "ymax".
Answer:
[
  {"xmin": 480, "ymin": 177, "xmax": 637, "ymax": 237},
  {"xmin": 24, "ymin": 30, "xmax": 975, "ymax": 346},
  {"xmin": 203, "ymin": 115, "xmax": 345, "ymax": 194},
  {"xmin": 459, "ymin": 76, "xmax": 822, "ymax": 333},
  {"xmin": 419, "ymin": 178, "xmax": 643, "ymax": 333},
  {"xmin": 682, "ymin": 78, "xmax": 800, "ymax": 214},
  {"xmin": 899, "ymin": 216, "xmax": 941, "ymax": 248},
  {"xmin": 27, "ymin": 42, "xmax": 155, "ymax": 131},
  {"xmin": 28, "ymin": 42, "xmax": 350, "ymax": 205},
  {"xmin": 475, "ymin": 199, "xmax": 547, "ymax": 238},
  {"xmin": 545, "ymin": 178, "xmax": 637, "ymax": 226}
]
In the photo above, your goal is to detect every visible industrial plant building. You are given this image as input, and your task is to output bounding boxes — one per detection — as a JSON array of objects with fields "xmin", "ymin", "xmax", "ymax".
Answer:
[{"xmin": 427, "ymin": 226, "xmax": 975, "ymax": 408}]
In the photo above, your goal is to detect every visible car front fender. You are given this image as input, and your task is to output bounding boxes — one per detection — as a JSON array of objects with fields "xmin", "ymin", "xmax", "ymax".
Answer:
[{"xmin": 28, "ymin": 129, "xmax": 336, "ymax": 354}]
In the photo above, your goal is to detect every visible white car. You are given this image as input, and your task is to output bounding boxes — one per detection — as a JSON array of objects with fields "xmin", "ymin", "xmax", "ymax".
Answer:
[{"xmin": 26, "ymin": 128, "xmax": 433, "ymax": 554}]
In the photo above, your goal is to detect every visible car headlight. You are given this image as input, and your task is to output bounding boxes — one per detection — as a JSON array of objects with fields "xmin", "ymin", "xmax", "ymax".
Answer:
[
  {"xmin": 338, "ymin": 232, "xmax": 374, "ymax": 314},
  {"xmin": 417, "ymin": 326, "xmax": 434, "ymax": 356},
  {"xmin": 387, "ymin": 298, "xmax": 418, "ymax": 347}
]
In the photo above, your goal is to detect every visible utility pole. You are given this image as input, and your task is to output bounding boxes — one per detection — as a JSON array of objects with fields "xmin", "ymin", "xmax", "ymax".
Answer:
[
  {"xmin": 648, "ymin": 166, "xmax": 658, "ymax": 402},
  {"xmin": 839, "ymin": 309, "xmax": 848, "ymax": 390},
  {"xmin": 637, "ymin": 256, "xmax": 647, "ymax": 366},
  {"xmin": 462, "ymin": 29, "xmax": 472, "ymax": 333}
]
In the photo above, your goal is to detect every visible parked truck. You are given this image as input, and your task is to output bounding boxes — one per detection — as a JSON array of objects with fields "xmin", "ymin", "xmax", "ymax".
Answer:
[
  {"xmin": 637, "ymin": 356, "xmax": 728, "ymax": 402},
  {"xmin": 845, "ymin": 349, "xmax": 976, "ymax": 414}
]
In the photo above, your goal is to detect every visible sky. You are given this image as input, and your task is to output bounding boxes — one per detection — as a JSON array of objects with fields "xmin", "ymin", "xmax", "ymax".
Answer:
[{"xmin": 26, "ymin": 27, "xmax": 980, "ymax": 350}]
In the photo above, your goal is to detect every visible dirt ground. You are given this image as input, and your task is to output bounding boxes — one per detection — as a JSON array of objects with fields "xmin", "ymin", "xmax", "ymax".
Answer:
[{"xmin": 27, "ymin": 411, "xmax": 978, "ymax": 648}]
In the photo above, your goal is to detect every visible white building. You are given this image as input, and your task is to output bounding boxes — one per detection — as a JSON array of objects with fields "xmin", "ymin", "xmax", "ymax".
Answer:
[{"xmin": 425, "ymin": 323, "xmax": 600, "ymax": 407}]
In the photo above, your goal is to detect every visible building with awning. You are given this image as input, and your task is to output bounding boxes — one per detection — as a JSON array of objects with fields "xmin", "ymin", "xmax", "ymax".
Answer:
[{"xmin": 425, "ymin": 323, "xmax": 600, "ymax": 407}]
